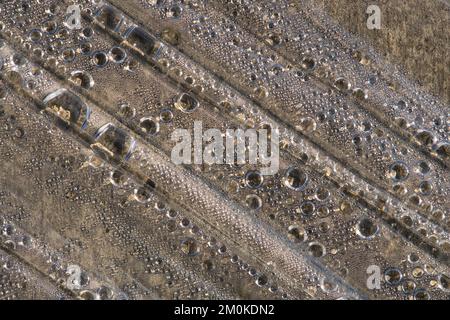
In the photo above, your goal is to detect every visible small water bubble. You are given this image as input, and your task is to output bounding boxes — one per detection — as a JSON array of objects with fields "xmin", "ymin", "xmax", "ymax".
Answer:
[
  {"xmin": 81, "ymin": 27, "xmax": 94, "ymax": 39},
  {"xmin": 118, "ymin": 103, "xmax": 136, "ymax": 118},
  {"xmin": 415, "ymin": 130, "xmax": 435, "ymax": 147},
  {"xmin": 175, "ymin": 93, "xmax": 199, "ymax": 113},
  {"xmin": 283, "ymin": 167, "xmax": 308, "ymax": 191},
  {"xmin": 408, "ymin": 253, "xmax": 420, "ymax": 263},
  {"xmin": 388, "ymin": 161, "xmax": 409, "ymax": 181},
  {"xmin": 401, "ymin": 279, "xmax": 416, "ymax": 294},
  {"xmin": 384, "ymin": 268, "xmax": 402, "ymax": 285},
  {"xmin": 287, "ymin": 225, "xmax": 307, "ymax": 243},
  {"xmin": 202, "ymin": 260, "xmax": 215, "ymax": 271},
  {"xmin": 246, "ymin": 194, "xmax": 262, "ymax": 210},
  {"xmin": 244, "ymin": 170, "xmax": 264, "ymax": 189},
  {"xmin": 334, "ymin": 77, "xmax": 351, "ymax": 91},
  {"xmin": 29, "ymin": 29, "xmax": 42, "ymax": 42},
  {"xmin": 356, "ymin": 218, "xmax": 379, "ymax": 239},
  {"xmin": 92, "ymin": 51, "xmax": 108, "ymax": 67},
  {"xmin": 109, "ymin": 46, "xmax": 127, "ymax": 63},
  {"xmin": 161, "ymin": 28, "xmax": 180, "ymax": 45},
  {"xmin": 12, "ymin": 53, "xmax": 26, "ymax": 66},
  {"xmin": 308, "ymin": 242, "xmax": 326, "ymax": 257},
  {"xmin": 437, "ymin": 274, "xmax": 450, "ymax": 292},
  {"xmin": 301, "ymin": 57, "xmax": 315, "ymax": 70},
  {"xmin": 97, "ymin": 286, "xmax": 114, "ymax": 300},
  {"xmin": 69, "ymin": 71, "xmax": 94, "ymax": 89},
  {"xmin": 320, "ymin": 278, "xmax": 338, "ymax": 293},
  {"xmin": 298, "ymin": 117, "xmax": 316, "ymax": 133},
  {"xmin": 62, "ymin": 48, "xmax": 76, "ymax": 62},
  {"xmin": 315, "ymin": 187, "xmax": 330, "ymax": 201},
  {"xmin": 79, "ymin": 290, "xmax": 98, "ymax": 300},
  {"xmin": 255, "ymin": 274, "xmax": 268, "ymax": 287},
  {"xmin": 435, "ymin": 142, "xmax": 450, "ymax": 159},
  {"xmin": 80, "ymin": 42, "xmax": 92, "ymax": 55},
  {"xmin": 110, "ymin": 170, "xmax": 128, "ymax": 187},
  {"xmin": 139, "ymin": 117, "xmax": 160, "ymax": 135},
  {"xmin": 159, "ymin": 109, "xmax": 173, "ymax": 123},
  {"xmin": 2, "ymin": 223, "xmax": 15, "ymax": 236},
  {"xmin": 300, "ymin": 201, "xmax": 315, "ymax": 217},
  {"xmin": 352, "ymin": 88, "xmax": 368, "ymax": 100},
  {"xmin": 418, "ymin": 181, "xmax": 432, "ymax": 195},
  {"xmin": 180, "ymin": 238, "xmax": 199, "ymax": 256},
  {"xmin": 44, "ymin": 20, "xmax": 58, "ymax": 34},
  {"xmin": 413, "ymin": 288, "xmax": 430, "ymax": 300}
]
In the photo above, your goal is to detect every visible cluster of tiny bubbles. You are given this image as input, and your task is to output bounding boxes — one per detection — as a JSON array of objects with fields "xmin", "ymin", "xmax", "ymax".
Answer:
[{"xmin": 231, "ymin": 253, "xmax": 280, "ymax": 294}]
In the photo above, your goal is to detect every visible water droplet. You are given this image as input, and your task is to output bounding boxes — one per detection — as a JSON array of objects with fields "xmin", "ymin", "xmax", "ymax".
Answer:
[
  {"xmin": 300, "ymin": 201, "xmax": 315, "ymax": 216},
  {"xmin": 356, "ymin": 218, "xmax": 379, "ymax": 239},
  {"xmin": 287, "ymin": 225, "xmax": 307, "ymax": 242},
  {"xmin": 284, "ymin": 167, "xmax": 308, "ymax": 191},
  {"xmin": 43, "ymin": 89, "xmax": 91, "ymax": 129},
  {"xmin": 388, "ymin": 161, "xmax": 409, "ymax": 181},
  {"xmin": 69, "ymin": 71, "xmax": 94, "ymax": 89},
  {"xmin": 92, "ymin": 123, "xmax": 136, "ymax": 160},
  {"xmin": 384, "ymin": 268, "xmax": 402, "ymax": 285},
  {"xmin": 245, "ymin": 170, "xmax": 264, "ymax": 189},
  {"xmin": 308, "ymin": 242, "xmax": 326, "ymax": 257},
  {"xmin": 92, "ymin": 51, "xmax": 108, "ymax": 67},
  {"xmin": 139, "ymin": 117, "xmax": 160, "ymax": 135},
  {"xmin": 246, "ymin": 194, "xmax": 262, "ymax": 210},
  {"xmin": 180, "ymin": 238, "xmax": 199, "ymax": 256},
  {"xmin": 109, "ymin": 46, "xmax": 127, "ymax": 63},
  {"xmin": 175, "ymin": 93, "xmax": 199, "ymax": 113}
]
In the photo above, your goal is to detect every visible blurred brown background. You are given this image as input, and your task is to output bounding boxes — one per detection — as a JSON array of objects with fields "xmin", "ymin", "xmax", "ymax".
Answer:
[{"xmin": 317, "ymin": 0, "xmax": 450, "ymax": 104}]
